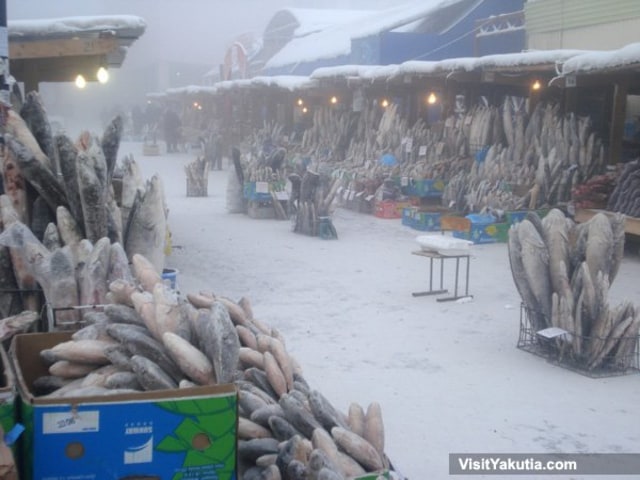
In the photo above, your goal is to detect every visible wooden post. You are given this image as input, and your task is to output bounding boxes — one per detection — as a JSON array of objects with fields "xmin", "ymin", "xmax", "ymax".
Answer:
[
  {"xmin": 609, "ymin": 81, "xmax": 628, "ymax": 165},
  {"xmin": 0, "ymin": 0, "xmax": 9, "ymax": 108}
]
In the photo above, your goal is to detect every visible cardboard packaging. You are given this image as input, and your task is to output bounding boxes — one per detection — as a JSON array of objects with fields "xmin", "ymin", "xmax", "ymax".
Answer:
[{"xmin": 11, "ymin": 332, "xmax": 238, "ymax": 480}]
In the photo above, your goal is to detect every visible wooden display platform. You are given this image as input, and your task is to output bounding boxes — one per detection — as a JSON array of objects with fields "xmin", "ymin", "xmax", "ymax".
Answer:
[{"xmin": 575, "ymin": 208, "xmax": 640, "ymax": 236}]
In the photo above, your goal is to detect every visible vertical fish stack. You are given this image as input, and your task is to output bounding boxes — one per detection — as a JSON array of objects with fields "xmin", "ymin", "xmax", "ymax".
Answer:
[
  {"xmin": 184, "ymin": 156, "xmax": 210, "ymax": 197},
  {"xmin": 508, "ymin": 208, "xmax": 639, "ymax": 372},
  {"xmin": 607, "ymin": 159, "xmax": 640, "ymax": 217},
  {"xmin": 0, "ymin": 91, "xmax": 169, "ymax": 324}
]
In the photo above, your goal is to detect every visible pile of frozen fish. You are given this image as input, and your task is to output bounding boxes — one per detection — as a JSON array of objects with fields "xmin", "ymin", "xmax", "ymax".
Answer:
[
  {"xmin": 508, "ymin": 208, "xmax": 639, "ymax": 371},
  {"xmin": 26, "ymin": 252, "xmax": 393, "ymax": 479},
  {"xmin": 0, "ymin": 91, "xmax": 168, "ymax": 320}
]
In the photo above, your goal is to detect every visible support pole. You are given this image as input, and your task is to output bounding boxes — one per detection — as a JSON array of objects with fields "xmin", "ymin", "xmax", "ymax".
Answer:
[{"xmin": 0, "ymin": 0, "xmax": 9, "ymax": 110}]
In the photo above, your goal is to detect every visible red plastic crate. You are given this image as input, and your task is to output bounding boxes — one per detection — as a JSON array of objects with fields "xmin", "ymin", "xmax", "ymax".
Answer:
[{"xmin": 374, "ymin": 200, "xmax": 401, "ymax": 219}]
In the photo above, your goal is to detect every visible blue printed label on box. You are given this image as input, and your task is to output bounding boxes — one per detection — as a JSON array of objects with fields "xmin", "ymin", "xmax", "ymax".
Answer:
[{"xmin": 12, "ymin": 332, "xmax": 237, "ymax": 480}]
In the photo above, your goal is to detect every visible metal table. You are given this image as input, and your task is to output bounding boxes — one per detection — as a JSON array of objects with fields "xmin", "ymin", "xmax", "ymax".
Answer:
[{"xmin": 411, "ymin": 249, "xmax": 472, "ymax": 302}]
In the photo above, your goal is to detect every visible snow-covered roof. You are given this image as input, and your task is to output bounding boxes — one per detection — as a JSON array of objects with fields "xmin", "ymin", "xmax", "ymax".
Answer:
[
  {"xmin": 163, "ymin": 44, "xmax": 640, "ymax": 100},
  {"xmin": 310, "ymin": 49, "xmax": 591, "ymax": 84},
  {"xmin": 278, "ymin": 8, "xmax": 374, "ymax": 38},
  {"xmin": 8, "ymin": 15, "xmax": 146, "ymax": 40},
  {"xmin": 8, "ymin": 15, "xmax": 147, "ymax": 85},
  {"xmin": 265, "ymin": 0, "xmax": 455, "ymax": 70},
  {"xmin": 561, "ymin": 42, "xmax": 640, "ymax": 75},
  {"xmin": 166, "ymin": 76, "xmax": 318, "ymax": 97}
]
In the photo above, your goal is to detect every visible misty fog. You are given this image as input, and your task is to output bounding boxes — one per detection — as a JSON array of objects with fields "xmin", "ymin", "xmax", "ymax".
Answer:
[{"xmin": 7, "ymin": 0, "xmax": 401, "ymax": 136}]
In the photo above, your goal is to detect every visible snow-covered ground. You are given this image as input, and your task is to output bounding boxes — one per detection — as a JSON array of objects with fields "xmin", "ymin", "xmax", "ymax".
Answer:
[{"xmin": 126, "ymin": 142, "xmax": 640, "ymax": 480}]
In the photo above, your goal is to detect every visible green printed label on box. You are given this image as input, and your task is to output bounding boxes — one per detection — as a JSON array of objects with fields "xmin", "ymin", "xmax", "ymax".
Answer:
[{"xmin": 21, "ymin": 392, "xmax": 237, "ymax": 480}]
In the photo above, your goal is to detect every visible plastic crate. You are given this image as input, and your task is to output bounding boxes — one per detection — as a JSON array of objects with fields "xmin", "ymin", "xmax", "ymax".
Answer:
[
  {"xmin": 413, "ymin": 211, "xmax": 442, "ymax": 231},
  {"xmin": 402, "ymin": 207, "xmax": 418, "ymax": 227},
  {"xmin": 505, "ymin": 210, "xmax": 528, "ymax": 225},
  {"xmin": 518, "ymin": 304, "xmax": 639, "ymax": 378},
  {"xmin": 494, "ymin": 222, "xmax": 510, "ymax": 243},
  {"xmin": 452, "ymin": 213, "xmax": 497, "ymax": 244},
  {"xmin": 403, "ymin": 178, "xmax": 446, "ymax": 198},
  {"xmin": 374, "ymin": 200, "xmax": 401, "ymax": 219},
  {"xmin": 243, "ymin": 182, "xmax": 272, "ymax": 202}
]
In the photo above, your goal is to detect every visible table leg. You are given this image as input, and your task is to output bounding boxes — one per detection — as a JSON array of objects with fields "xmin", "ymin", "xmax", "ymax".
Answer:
[
  {"xmin": 436, "ymin": 255, "xmax": 473, "ymax": 302},
  {"xmin": 412, "ymin": 256, "xmax": 448, "ymax": 297}
]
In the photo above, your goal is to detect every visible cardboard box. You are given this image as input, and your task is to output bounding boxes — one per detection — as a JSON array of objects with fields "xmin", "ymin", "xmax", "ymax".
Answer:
[
  {"xmin": 354, "ymin": 470, "xmax": 391, "ymax": 479},
  {"xmin": 11, "ymin": 332, "xmax": 237, "ymax": 480}
]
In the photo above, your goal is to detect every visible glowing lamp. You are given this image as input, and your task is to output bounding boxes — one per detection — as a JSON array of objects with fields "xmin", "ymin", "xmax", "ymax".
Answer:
[
  {"xmin": 427, "ymin": 93, "xmax": 437, "ymax": 105},
  {"xmin": 532, "ymin": 80, "xmax": 541, "ymax": 91},
  {"xmin": 75, "ymin": 75, "xmax": 87, "ymax": 89},
  {"xmin": 330, "ymin": 96, "xmax": 338, "ymax": 105},
  {"xmin": 97, "ymin": 67, "xmax": 109, "ymax": 84}
]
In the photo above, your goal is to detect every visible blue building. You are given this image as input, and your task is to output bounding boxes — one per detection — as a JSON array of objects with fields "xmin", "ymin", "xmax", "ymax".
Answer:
[{"xmin": 258, "ymin": 0, "xmax": 525, "ymax": 76}]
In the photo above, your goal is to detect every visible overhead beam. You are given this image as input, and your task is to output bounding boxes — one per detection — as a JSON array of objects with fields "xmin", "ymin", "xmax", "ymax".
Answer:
[
  {"xmin": 11, "ymin": 54, "xmax": 107, "ymax": 84},
  {"xmin": 9, "ymin": 36, "xmax": 118, "ymax": 60}
]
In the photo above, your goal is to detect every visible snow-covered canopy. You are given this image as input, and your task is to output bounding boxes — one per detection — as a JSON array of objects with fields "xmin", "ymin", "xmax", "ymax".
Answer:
[
  {"xmin": 265, "ymin": 0, "xmax": 455, "ymax": 70},
  {"xmin": 310, "ymin": 49, "xmax": 592, "ymax": 83},
  {"xmin": 166, "ymin": 76, "xmax": 317, "ymax": 97},
  {"xmin": 561, "ymin": 42, "xmax": 640, "ymax": 75},
  {"xmin": 161, "ymin": 42, "xmax": 640, "ymax": 100},
  {"xmin": 8, "ymin": 15, "xmax": 146, "ymax": 40}
]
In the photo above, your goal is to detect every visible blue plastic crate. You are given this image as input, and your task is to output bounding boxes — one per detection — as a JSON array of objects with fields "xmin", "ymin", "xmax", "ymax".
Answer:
[
  {"xmin": 402, "ymin": 207, "xmax": 417, "ymax": 227},
  {"xmin": 243, "ymin": 182, "xmax": 272, "ymax": 202},
  {"xmin": 412, "ymin": 211, "xmax": 442, "ymax": 231},
  {"xmin": 506, "ymin": 210, "xmax": 528, "ymax": 225},
  {"xmin": 453, "ymin": 213, "xmax": 497, "ymax": 244}
]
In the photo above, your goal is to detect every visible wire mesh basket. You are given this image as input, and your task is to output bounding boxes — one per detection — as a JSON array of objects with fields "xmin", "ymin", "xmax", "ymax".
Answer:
[{"xmin": 517, "ymin": 303, "xmax": 640, "ymax": 378}]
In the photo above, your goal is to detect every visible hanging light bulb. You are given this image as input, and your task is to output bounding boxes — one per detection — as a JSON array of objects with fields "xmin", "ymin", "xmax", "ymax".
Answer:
[
  {"xmin": 381, "ymin": 99, "xmax": 389, "ymax": 108},
  {"xmin": 297, "ymin": 98, "xmax": 304, "ymax": 106},
  {"xmin": 330, "ymin": 95, "xmax": 338, "ymax": 105},
  {"xmin": 75, "ymin": 75, "xmax": 87, "ymax": 89},
  {"xmin": 532, "ymin": 80, "xmax": 541, "ymax": 91},
  {"xmin": 427, "ymin": 92, "xmax": 437, "ymax": 105},
  {"xmin": 97, "ymin": 67, "xmax": 109, "ymax": 84},
  {"xmin": 302, "ymin": 106, "xmax": 308, "ymax": 114}
]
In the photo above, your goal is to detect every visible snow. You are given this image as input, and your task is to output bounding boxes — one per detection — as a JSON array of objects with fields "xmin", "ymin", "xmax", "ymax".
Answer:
[
  {"xmin": 275, "ymin": 8, "xmax": 376, "ymax": 38},
  {"xmin": 8, "ymin": 15, "xmax": 146, "ymax": 38},
  {"xmin": 165, "ymin": 76, "xmax": 317, "ymax": 97},
  {"xmin": 561, "ymin": 42, "xmax": 640, "ymax": 75},
  {"xmin": 167, "ymin": 48, "xmax": 595, "ymax": 99},
  {"xmin": 265, "ymin": 0, "xmax": 455, "ymax": 69},
  {"xmin": 123, "ymin": 143, "xmax": 640, "ymax": 480}
]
